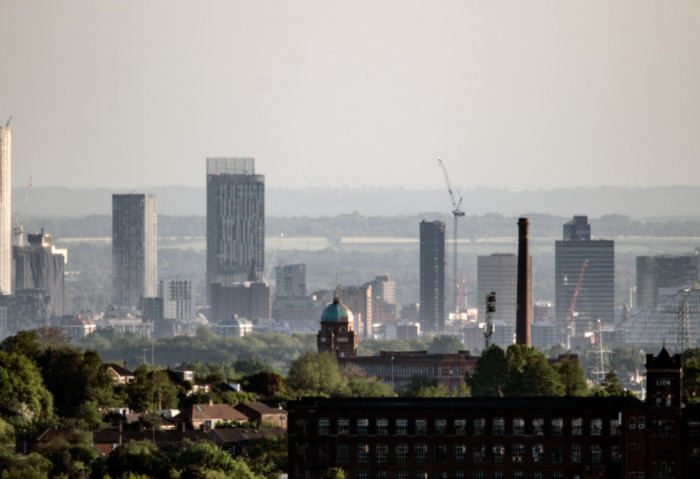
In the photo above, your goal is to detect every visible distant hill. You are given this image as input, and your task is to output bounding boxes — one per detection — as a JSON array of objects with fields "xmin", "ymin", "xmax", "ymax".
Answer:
[{"xmin": 14, "ymin": 185, "xmax": 700, "ymax": 219}]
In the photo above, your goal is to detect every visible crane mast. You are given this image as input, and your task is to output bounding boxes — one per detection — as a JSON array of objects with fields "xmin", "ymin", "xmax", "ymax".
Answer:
[
  {"xmin": 566, "ymin": 259, "xmax": 589, "ymax": 350},
  {"xmin": 437, "ymin": 158, "xmax": 465, "ymax": 316}
]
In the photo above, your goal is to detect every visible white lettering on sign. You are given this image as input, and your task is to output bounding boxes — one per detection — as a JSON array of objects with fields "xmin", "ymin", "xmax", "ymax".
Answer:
[{"xmin": 656, "ymin": 379, "xmax": 672, "ymax": 386}]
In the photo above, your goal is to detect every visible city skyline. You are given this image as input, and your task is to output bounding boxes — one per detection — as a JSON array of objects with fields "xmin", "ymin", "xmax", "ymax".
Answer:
[{"xmin": 2, "ymin": 2, "xmax": 700, "ymax": 192}]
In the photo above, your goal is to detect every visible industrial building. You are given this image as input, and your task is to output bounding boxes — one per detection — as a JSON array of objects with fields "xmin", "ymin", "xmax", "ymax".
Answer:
[
  {"xmin": 420, "ymin": 220, "xmax": 446, "ymax": 333},
  {"xmin": 13, "ymin": 230, "xmax": 66, "ymax": 318},
  {"xmin": 555, "ymin": 216, "xmax": 614, "ymax": 333},
  {"xmin": 111, "ymin": 194, "xmax": 158, "ymax": 309},
  {"xmin": 288, "ymin": 349, "xmax": 691, "ymax": 479},
  {"xmin": 0, "ymin": 123, "xmax": 11, "ymax": 295},
  {"xmin": 206, "ymin": 157, "xmax": 264, "ymax": 300}
]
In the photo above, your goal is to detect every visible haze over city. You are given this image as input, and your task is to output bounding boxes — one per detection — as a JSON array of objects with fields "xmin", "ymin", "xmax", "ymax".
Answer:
[{"xmin": 2, "ymin": 1, "xmax": 700, "ymax": 192}]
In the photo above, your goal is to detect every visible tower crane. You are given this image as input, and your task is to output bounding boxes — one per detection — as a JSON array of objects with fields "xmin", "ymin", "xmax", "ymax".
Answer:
[
  {"xmin": 566, "ymin": 259, "xmax": 589, "ymax": 350},
  {"xmin": 13, "ymin": 176, "xmax": 32, "ymax": 247},
  {"xmin": 437, "ymin": 158, "xmax": 465, "ymax": 315}
]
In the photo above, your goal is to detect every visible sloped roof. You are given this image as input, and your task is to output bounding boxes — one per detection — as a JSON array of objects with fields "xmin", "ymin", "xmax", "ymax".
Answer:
[{"xmin": 182, "ymin": 403, "xmax": 249, "ymax": 422}]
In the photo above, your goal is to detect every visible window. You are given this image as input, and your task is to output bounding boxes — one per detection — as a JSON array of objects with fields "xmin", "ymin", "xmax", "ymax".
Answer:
[
  {"xmin": 396, "ymin": 418, "xmax": 408, "ymax": 436},
  {"xmin": 571, "ymin": 443, "xmax": 582, "ymax": 463},
  {"xmin": 531, "ymin": 444, "xmax": 544, "ymax": 463},
  {"xmin": 337, "ymin": 444, "xmax": 349, "ymax": 463},
  {"xmin": 396, "ymin": 443, "xmax": 408, "ymax": 463},
  {"xmin": 376, "ymin": 471, "xmax": 387, "ymax": 479},
  {"xmin": 571, "ymin": 417, "xmax": 583, "ymax": 436},
  {"xmin": 629, "ymin": 443, "xmax": 636, "ymax": 457},
  {"xmin": 454, "ymin": 444, "xmax": 466, "ymax": 462},
  {"xmin": 357, "ymin": 443, "xmax": 369, "ymax": 463},
  {"xmin": 474, "ymin": 418, "xmax": 486, "ymax": 436},
  {"xmin": 492, "ymin": 443, "xmax": 505, "ymax": 464},
  {"xmin": 690, "ymin": 420, "xmax": 700, "ymax": 436},
  {"xmin": 591, "ymin": 444, "xmax": 602, "ymax": 464},
  {"xmin": 638, "ymin": 473, "xmax": 646, "ymax": 479},
  {"xmin": 494, "ymin": 471, "xmax": 504, "ymax": 479},
  {"xmin": 533, "ymin": 472, "xmax": 543, "ymax": 479},
  {"xmin": 552, "ymin": 472, "xmax": 563, "ymax": 479},
  {"xmin": 473, "ymin": 472, "xmax": 484, "ymax": 479},
  {"xmin": 337, "ymin": 418, "xmax": 349, "ymax": 435},
  {"xmin": 638, "ymin": 416, "xmax": 646, "ymax": 430},
  {"xmin": 415, "ymin": 443, "xmax": 427, "ymax": 463},
  {"xmin": 358, "ymin": 471, "xmax": 368, "ymax": 479},
  {"xmin": 493, "ymin": 417, "xmax": 505, "ymax": 436},
  {"xmin": 512, "ymin": 443, "xmax": 524, "ymax": 464},
  {"xmin": 610, "ymin": 418, "xmax": 621, "ymax": 436},
  {"xmin": 318, "ymin": 418, "xmax": 330, "ymax": 436},
  {"xmin": 414, "ymin": 471, "xmax": 427, "ymax": 479},
  {"xmin": 435, "ymin": 419, "xmax": 447, "ymax": 436},
  {"xmin": 551, "ymin": 418, "xmax": 563, "ymax": 436},
  {"xmin": 376, "ymin": 418, "xmax": 388, "ymax": 436},
  {"xmin": 372, "ymin": 444, "xmax": 386, "ymax": 463},
  {"xmin": 532, "ymin": 417, "xmax": 544, "ymax": 436},
  {"xmin": 454, "ymin": 419, "xmax": 466, "ymax": 435},
  {"xmin": 357, "ymin": 418, "xmax": 369, "ymax": 435},
  {"xmin": 415, "ymin": 419, "xmax": 427, "ymax": 436},
  {"xmin": 513, "ymin": 418, "xmax": 525, "ymax": 436},
  {"xmin": 629, "ymin": 416, "xmax": 636, "ymax": 430},
  {"xmin": 455, "ymin": 471, "xmax": 465, "ymax": 479},
  {"xmin": 551, "ymin": 444, "xmax": 563, "ymax": 464},
  {"xmin": 611, "ymin": 444, "xmax": 622, "ymax": 463},
  {"xmin": 590, "ymin": 418, "xmax": 602, "ymax": 436},
  {"xmin": 397, "ymin": 471, "xmax": 407, "ymax": 479},
  {"xmin": 513, "ymin": 472, "xmax": 524, "ymax": 479},
  {"xmin": 473, "ymin": 444, "xmax": 486, "ymax": 463},
  {"xmin": 629, "ymin": 473, "xmax": 636, "ymax": 479},
  {"xmin": 435, "ymin": 444, "xmax": 447, "ymax": 462},
  {"xmin": 638, "ymin": 443, "xmax": 644, "ymax": 456}
]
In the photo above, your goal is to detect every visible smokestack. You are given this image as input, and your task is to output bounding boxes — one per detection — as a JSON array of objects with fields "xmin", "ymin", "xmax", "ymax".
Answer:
[{"xmin": 516, "ymin": 218, "xmax": 531, "ymax": 346}]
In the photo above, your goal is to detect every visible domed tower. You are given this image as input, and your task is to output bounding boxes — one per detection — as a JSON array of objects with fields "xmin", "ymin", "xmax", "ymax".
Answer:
[{"xmin": 317, "ymin": 297, "xmax": 358, "ymax": 358}]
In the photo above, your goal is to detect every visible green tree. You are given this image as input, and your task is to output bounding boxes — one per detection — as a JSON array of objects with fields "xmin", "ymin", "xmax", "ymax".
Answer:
[
  {"xmin": 683, "ymin": 348, "xmax": 700, "ymax": 404},
  {"xmin": 0, "ymin": 330, "xmax": 41, "ymax": 359},
  {"xmin": 287, "ymin": 352, "xmax": 348, "ymax": 396},
  {"xmin": 554, "ymin": 359, "xmax": 588, "ymax": 397},
  {"xmin": 601, "ymin": 370, "xmax": 627, "ymax": 396},
  {"xmin": 324, "ymin": 467, "xmax": 346, "ymax": 479},
  {"xmin": 37, "ymin": 430, "xmax": 97, "ymax": 479},
  {"xmin": 102, "ymin": 440, "xmax": 171, "ymax": 478},
  {"xmin": 243, "ymin": 371, "xmax": 290, "ymax": 398},
  {"xmin": 124, "ymin": 366, "xmax": 179, "ymax": 412},
  {"xmin": 504, "ymin": 345, "xmax": 563, "ymax": 397},
  {"xmin": 0, "ymin": 351, "xmax": 54, "ymax": 430},
  {"xmin": 468, "ymin": 345, "xmax": 508, "ymax": 397},
  {"xmin": 175, "ymin": 442, "xmax": 256, "ymax": 479},
  {"xmin": 0, "ymin": 451, "xmax": 52, "ymax": 479},
  {"xmin": 427, "ymin": 336, "xmax": 464, "ymax": 354},
  {"xmin": 246, "ymin": 435, "xmax": 287, "ymax": 479}
]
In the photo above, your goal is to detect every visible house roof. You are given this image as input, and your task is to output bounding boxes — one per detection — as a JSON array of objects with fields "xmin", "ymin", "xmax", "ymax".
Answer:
[
  {"xmin": 208, "ymin": 427, "xmax": 285, "ymax": 446},
  {"xmin": 180, "ymin": 403, "xmax": 249, "ymax": 422},
  {"xmin": 102, "ymin": 363, "xmax": 134, "ymax": 377},
  {"xmin": 236, "ymin": 401, "xmax": 287, "ymax": 416}
]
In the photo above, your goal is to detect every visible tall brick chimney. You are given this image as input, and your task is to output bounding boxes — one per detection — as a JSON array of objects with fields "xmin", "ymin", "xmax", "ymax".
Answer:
[{"xmin": 516, "ymin": 218, "xmax": 531, "ymax": 346}]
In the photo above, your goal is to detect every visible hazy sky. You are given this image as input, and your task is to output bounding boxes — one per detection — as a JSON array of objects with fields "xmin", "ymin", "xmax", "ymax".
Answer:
[{"xmin": 2, "ymin": 1, "xmax": 699, "ymax": 191}]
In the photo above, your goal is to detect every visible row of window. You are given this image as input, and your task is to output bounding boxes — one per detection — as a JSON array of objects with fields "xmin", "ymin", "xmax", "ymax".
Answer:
[
  {"xmin": 316, "ymin": 417, "xmax": 623, "ymax": 437},
  {"xmin": 328, "ymin": 442, "xmax": 620, "ymax": 465},
  {"xmin": 299, "ymin": 469, "xmax": 615, "ymax": 479}
]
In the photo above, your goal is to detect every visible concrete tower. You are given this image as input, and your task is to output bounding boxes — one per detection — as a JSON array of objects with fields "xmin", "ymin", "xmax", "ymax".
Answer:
[
  {"xmin": 112, "ymin": 194, "xmax": 157, "ymax": 308},
  {"xmin": 0, "ymin": 124, "xmax": 11, "ymax": 295},
  {"xmin": 419, "ymin": 220, "xmax": 446, "ymax": 333},
  {"xmin": 206, "ymin": 158, "xmax": 264, "ymax": 300}
]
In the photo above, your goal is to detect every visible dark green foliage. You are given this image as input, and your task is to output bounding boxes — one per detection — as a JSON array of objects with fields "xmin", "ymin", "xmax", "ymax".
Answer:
[
  {"xmin": 683, "ymin": 348, "xmax": 700, "ymax": 404},
  {"xmin": 175, "ymin": 442, "xmax": 256, "ymax": 479},
  {"xmin": 37, "ymin": 430, "xmax": 97, "ymax": 479},
  {"xmin": 324, "ymin": 468, "xmax": 346, "ymax": 479},
  {"xmin": 554, "ymin": 359, "xmax": 588, "ymax": 397},
  {"xmin": 242, "ymin": 371, "xmax": 291, "ymax": 398},
  {"xmin": 0, "ymin": 351, "xmax": 54, "ymax": 430},
  {"xmin": 243, "ymin": 435, "xmax": 288, "ymax": 479},
  {"xmin": 102, "ymin": 440, "xmax": 171, "ymax": 479},
  {"xmin": 468, "ymin": 345, "xmax": 508, "ymax": 397},
  {"xmin": 0, "ymin": 449, "xmax": 52, "ymax": 479},
  {"xmin": 504, "ymin": 345, "xmax": 563, "ymax": 397},
  {"xmin": 123, "ymin": 366, "xmax": 179, "ymax": 412}
]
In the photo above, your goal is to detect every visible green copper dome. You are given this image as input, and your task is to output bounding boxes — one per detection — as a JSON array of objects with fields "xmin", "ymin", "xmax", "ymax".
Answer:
[{"xmin": 321, "ymin": 298, "xmax": 354, "ymax": 323}]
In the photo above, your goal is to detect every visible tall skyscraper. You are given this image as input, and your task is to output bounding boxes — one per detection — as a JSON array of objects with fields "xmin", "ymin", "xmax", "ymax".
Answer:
[
  {"xmin": 206, "ymin": 158, "xmax": 264, "ymax": 300},
  {"xmin": 112, "ymin": 194, "xmax": 157, "ymax": 308},
  {"xmin": 0, "ymin": 124, "xmax": 11, "ymax": 295},
  {"xmin": 14, "ymin": 231, "xmax": 66, "ymax": 318},
  {"xmin": 555, "ymin": 215, "xmax": 614, "ymax": 328},
  {"xmin": 477, "ymin": 253, "xmax": 518, "ymax": 325},
  {"xmin": 419, "ymin": 220, "xmax": 445, "ymax": 333}
]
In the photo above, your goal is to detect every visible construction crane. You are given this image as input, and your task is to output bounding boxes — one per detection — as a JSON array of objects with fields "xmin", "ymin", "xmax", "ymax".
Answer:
[
  {"xmin": 12, "ymin": 176, "xmax": 32, "ymax": 247},
  {"xmin": 437, "ymin": 158, "xmax": 465, "ymax": 315},
  {"xmin": 566, "ymin": 259, "xmax": 589, "ymax": 350}
]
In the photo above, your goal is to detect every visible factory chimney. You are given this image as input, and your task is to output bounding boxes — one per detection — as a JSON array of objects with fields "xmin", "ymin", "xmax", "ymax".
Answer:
[{"xmin": 516, "ymin": 218, "xmax": 531, "ymax": 346}]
